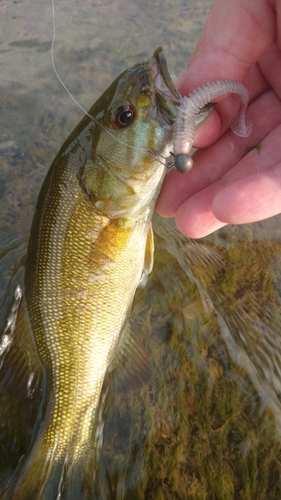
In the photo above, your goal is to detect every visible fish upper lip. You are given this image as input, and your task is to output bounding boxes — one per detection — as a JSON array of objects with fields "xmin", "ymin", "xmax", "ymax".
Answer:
[
  {"xmin": 149, "ymin": 47, "xmax": 181, "ymax": 103},
  {"xmin": 149, "ymin": 47, "xmax": 181, "ymax": 125}
]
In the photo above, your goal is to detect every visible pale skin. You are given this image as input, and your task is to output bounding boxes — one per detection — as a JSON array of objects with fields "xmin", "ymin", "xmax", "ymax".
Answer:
[{"xmin": 156, "ymin": 0, "xmax": 281, "ymax": 238}]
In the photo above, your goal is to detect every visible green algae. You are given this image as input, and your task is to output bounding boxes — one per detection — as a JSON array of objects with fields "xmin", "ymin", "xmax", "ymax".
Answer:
[
  {"xmin": 2, "ymin": 216, "xmax": 281, "ymax": 499},
  {"xmin": 2, "ymin": 0, "xmax": 281, "ymax": 498},
  {"xmin": 96, "ymin": 220, "xmax": 281, "ymax": 499}
]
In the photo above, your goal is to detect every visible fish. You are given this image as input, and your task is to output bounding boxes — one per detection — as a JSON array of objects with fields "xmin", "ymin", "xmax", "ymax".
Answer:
[{"xmin": 0, "ymin": 47, "xmax": 180, "ymax": 499}]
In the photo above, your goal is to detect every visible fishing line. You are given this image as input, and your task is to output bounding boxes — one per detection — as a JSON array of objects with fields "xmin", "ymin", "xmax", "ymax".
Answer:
[{"xmin": 50, "ymin": 0, "xmax": 167, "ymax": 167}]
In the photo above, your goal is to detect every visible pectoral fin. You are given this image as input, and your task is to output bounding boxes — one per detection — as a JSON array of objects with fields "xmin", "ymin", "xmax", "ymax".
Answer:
[
  {"xmin": 111, "ymin": 225, "xmax": 153, "ymax": 386},
  {"xmin": 139, "ymin": 223, "xmax": 154, "ymax": 288},
  {"xmin": 108, "ymin": 320, "xmax": 151, "ymax": 393}
]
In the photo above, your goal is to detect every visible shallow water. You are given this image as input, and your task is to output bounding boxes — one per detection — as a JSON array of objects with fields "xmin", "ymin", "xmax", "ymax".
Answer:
[{"xmin": 1, "ymin": 0, "xmax": 281, "ymax": 498}]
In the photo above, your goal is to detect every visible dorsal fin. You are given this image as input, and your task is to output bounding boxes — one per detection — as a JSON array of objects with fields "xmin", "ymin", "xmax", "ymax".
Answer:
[{"xmin": 0, "ymin": 285, "xmax": 42, "ymax": 402}]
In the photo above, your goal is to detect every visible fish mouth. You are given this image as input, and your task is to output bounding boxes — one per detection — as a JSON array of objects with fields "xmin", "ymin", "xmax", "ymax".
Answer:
[{"xmin": 149, "ymin": 47, "xmax": 181, "ymax": 125}]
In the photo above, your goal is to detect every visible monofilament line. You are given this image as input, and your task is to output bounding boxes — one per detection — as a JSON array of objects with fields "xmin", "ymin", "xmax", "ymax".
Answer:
[{"xmin": 50, "ymin": 0, "xmax": 165, "ymax": 165}]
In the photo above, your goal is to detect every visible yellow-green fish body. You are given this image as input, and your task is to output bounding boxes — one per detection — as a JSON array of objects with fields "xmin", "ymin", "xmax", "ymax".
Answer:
[{"xmin": 1, "ymin": 48, "xmax": 179, "ymax": 499}]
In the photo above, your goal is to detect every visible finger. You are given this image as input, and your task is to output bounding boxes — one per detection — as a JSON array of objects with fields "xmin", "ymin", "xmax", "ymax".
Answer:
[
  {"xmin": 175, "ymin": 183, "xmax": 228, "ymax": 238},
  {"xmin": 258, "ymin": 43, "xmax": 281, "ymax": 98},
  {"xmin": 177, "ymin": 0, "xmax": 275, "ymax": 96},
  {"xmin": 213, "ymin": 165, "xmax": 281, "ymax": 224},
  {"xmin": 275, "ymin": 0, "xmax": 281, "ymax": 49},
  {"xmin": 156, "ymin": 89, "xmax": 281, "ymax": 217},
  {"xmin": 174, "ymin": 122, "xmax": 281, "ymax": 238}
]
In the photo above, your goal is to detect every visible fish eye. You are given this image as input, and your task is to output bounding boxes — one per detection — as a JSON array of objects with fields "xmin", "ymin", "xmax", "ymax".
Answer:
[{"xmin": 112, "ymin": 104, "xmax": 135, "ymax": 129}]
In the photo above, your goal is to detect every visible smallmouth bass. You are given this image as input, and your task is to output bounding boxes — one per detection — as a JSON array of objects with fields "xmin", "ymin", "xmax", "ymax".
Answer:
[{"xmin": 0, "ymin": 48, "xmax": 180, "ymax": 499}]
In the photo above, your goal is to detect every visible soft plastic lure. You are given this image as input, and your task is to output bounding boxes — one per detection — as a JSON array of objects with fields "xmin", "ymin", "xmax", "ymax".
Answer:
[{"xmin": 171, "ymin": 79, "xmax": 253, "ymax": 173}]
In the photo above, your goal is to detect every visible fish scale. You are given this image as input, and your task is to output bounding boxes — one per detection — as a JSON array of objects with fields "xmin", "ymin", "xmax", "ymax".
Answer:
[
  {"xmin": 0, "ymin": 48, "xmax": 180, "ymax": 499},
  {"xmin": 29, "ymin": 182, "xmax": 147, "ymax": 456}
]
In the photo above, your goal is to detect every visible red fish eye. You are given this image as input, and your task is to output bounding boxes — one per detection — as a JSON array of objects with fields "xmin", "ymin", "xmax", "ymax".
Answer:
[{"xmin": 112, "ymin": 104, "xmax": 135, "ymax": 129}]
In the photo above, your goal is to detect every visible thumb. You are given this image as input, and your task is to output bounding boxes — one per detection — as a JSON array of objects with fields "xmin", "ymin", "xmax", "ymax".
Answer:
[{"xmin": 177, "ymin": 0, "xmax": 276, "ymax": 95}]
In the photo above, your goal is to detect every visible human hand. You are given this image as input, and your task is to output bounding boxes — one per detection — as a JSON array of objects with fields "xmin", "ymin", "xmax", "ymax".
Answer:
[{"xmin": 156, "ymin": 0, "xmax": 281, "ymax": 238}]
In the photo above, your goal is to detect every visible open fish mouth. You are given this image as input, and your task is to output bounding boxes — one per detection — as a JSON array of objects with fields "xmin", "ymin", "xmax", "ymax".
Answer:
[{"xmin": 149, "ymin": 47, "xmax": 181, "ymax": 125}]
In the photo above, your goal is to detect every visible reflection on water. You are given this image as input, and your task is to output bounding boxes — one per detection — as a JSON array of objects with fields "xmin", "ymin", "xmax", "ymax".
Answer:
[
  {"xmin": 1, "ymin": 214, "xmax": 281, "ymax": 498},
  {"xmin": 99, "ymin": 216, "xmax": 281, "ymax": 500},
  {"xmin": 2, "ymin": 0, "xmax": 281, "ymax": 498}
]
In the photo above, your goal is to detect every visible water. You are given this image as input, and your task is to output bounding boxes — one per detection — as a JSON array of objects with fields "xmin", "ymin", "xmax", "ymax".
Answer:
[{"xmin": 1, "ymin": 0, "xmax": 281, "ymax": 498}]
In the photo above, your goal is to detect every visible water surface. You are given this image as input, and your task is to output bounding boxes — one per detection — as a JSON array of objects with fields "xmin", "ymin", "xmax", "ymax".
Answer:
[{"xmin": 1, "ymin": 1, "xmax": 281, "ymax": 499}]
